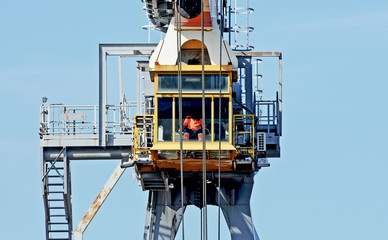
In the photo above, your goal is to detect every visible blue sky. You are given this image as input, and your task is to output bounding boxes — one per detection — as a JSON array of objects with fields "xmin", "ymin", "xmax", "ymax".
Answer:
[{"xmin": 1, "ymin": 0, "xmax": 388, "ymax": 239}]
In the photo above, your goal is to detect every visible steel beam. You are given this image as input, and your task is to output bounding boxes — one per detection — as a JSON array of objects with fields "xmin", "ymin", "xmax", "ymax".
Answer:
[
  {"xmin": 43, "ymin": 147, "xmax": 131, "ymax": 161},
  {"xmin": 234, "ymin": 51, "xmax": 282, "ymax": 58}
]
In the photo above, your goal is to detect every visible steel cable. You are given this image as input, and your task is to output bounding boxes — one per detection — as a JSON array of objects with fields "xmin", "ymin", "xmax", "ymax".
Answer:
[
  {"xmin": 201, "ymin": 0, "xmax": 208, "ymax": 239},
  {"xmin": 217, "ymin": 1, "xmax": 225, "ymax": 239},
  {"xmin": 177, "ymin": 1, "xmax": 185, "ymax": 239}
]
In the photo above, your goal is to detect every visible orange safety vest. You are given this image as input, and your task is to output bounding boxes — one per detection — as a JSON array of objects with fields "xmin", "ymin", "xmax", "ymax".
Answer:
[{"xmin": 183, "ymin": 116, "xmax": 203, "ymax": 131}]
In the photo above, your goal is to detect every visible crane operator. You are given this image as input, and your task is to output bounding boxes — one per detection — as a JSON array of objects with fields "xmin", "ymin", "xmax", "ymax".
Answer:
[{"xmin": 183, "ymin": 110, "xmax": 203, "ymax": 142}]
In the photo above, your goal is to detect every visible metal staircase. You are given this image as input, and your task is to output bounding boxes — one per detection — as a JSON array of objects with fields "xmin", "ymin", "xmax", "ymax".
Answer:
[{"xmin": 42, "ymin": 148, "xmax": 72, "ymax": 240}]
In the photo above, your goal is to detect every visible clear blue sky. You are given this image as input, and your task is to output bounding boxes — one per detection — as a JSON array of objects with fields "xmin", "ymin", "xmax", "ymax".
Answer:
[{"xmin": 1, "ymin": 0, "xmax": 388, "ymax": 239}]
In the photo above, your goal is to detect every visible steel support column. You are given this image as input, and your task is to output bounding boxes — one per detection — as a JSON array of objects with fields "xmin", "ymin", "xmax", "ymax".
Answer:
[{"xmin": 237, "ymin": 56, "xmax": 253, "ymax": 113}]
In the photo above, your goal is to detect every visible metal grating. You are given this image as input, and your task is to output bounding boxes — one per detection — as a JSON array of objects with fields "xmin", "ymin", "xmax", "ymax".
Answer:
[{"xmin": 257, "ymin": 132, "xmax": 266, "ymax": 151}]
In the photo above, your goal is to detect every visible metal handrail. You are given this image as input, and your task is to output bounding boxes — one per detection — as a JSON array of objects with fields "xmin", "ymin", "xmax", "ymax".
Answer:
[
  {"xmin": 40, "ymin": 103, "xmax": 138, "ymax": 136},
  {"xmin": 254, "ymin": 99, "xmax": 280, "ymax": 134}
]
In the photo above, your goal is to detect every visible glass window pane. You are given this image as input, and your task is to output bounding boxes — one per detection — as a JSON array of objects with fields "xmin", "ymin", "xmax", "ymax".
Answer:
[
  {"xmin": 157, "ymin": 97, "xmax": 173, "ymax": 142},
  {"xmin": 158, "ymin": 75, "xmax": 177, "ymax": 92},
  {"xmin": 158, "ymin": 74, "xmax": 228, "ymax": 92},
  {"xmin": 214, "ymin": 97, "xmax": 229, "ymax": 141},
  {"xmin": 175, "ymin": 98, "xmax": 211, "ymax": 142}
]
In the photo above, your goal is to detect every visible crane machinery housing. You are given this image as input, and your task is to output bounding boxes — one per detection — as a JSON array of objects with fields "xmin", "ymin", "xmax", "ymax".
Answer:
[{"xmin": 39, "ymin": 1, "xmax": 282, "ymax": 239}]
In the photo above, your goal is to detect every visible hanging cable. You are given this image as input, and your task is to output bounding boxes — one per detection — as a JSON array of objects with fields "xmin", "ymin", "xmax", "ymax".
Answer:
[
  {"xmin": 177, "ymin": 1, "xmax": 185, "ymax": 239},
  {"xmin": 217, "ymin": 1, "xmax": 225, "ymax": 239},
  {"xmin": 201, "ymin": 0, "xmax": 208, "ymax": 240}
]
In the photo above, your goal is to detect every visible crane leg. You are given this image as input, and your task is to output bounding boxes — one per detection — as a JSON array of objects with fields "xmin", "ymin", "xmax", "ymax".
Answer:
[
  {"xmin": 219, "ymin": 178, "xmax": 260, "ymax": 240},
  {"xmin": 147, "ymin": 190, "xmax": 186, "ymax": 240},
  {"xmin": 144, "ymin": 177, "xmax": 259, "ymax": 240}
]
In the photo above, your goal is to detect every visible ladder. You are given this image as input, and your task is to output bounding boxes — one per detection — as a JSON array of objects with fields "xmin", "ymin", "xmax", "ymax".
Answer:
[{"xmin": 42, "ymin": 148, "xmax": 72, "ymax": 240}]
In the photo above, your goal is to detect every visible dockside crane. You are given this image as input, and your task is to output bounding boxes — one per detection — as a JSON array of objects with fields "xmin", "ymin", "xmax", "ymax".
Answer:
[{"xmin": 40, "ymin": 1, "xmax": 282, "ymax": 239}]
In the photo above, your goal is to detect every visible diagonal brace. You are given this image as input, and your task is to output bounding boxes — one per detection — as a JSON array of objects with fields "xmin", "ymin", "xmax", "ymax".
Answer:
[{"xmin": 73, "ymin": 162, "xmax": 126, "ymax": 240}]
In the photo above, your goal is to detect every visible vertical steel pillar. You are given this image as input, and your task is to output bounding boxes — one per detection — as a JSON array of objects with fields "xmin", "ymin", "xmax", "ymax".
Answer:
[
  {"xmin": 98, "ymin": 45, "xmax": 107, "ymax": 147},
  {"xmin": 278, "ymin": 54, "xmax": 282, "ymax": 136},
  {"xmin": 63, "ymin": 148, "xmax": 73, "ymax": 237},
  {"xmin": 137, "ymin": 63, "xmax": 142, "ymax": 114},
  {"xmin": 237, "ymin": 56, "xmax": 253, "ymax": 113},
  {"xmin": 41, "ymin": 147, "xmax": 50, "ymax": 240},
  {"xmin": 243, "ymin": 56, "xmax": 253, "ymax": 113},
  {"xmin": 99, "ymin": 45, "xmax": 108, "ymax": 146},
  {"xmin": 119, "ymin": 56, "xmax": 123, "ymax": 104}
]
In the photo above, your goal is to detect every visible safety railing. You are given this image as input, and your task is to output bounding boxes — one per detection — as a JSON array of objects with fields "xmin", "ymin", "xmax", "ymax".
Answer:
[
  {"xmin": 233, "ymin": 114, "xmax": 255, "ymax": 148},
  {"xmin": 40, "ymin": 102, "xmax": 137, "ymax": 137},
  {"xmin": 254, "ymin": 93, "xmax": 281, "ymax": 135},
  {"xmin": 134, "ymin": 115, "xmax": 154, "ymax": 149}
]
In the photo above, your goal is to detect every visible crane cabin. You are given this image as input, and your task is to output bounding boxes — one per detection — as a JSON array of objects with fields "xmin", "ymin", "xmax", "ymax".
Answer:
[
  {"xmin": 132, "ymin": 0, "xmax": 268, "ymax": 176},
  {"xmin": 134, "ymin": 64, "xmax": 240, "ymax": 172}
]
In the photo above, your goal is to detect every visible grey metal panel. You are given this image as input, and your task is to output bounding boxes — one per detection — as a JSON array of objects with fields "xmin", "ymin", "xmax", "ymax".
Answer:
[
  {"xmin": 137, "ymin": 61, "xmax": 154, "ymax": 97},
  {"xmin": 143, "ymin": 73, "xmax": 154, "ymax": 97},
  {"xmin": 42, "ymin": 135, "xmax": 99, "ymax": 147}
]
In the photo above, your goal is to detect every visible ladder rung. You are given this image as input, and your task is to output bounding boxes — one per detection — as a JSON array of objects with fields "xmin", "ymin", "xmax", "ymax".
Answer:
[
  {"xmin": 49, "ymin": 207, "xmax": 65, "ymax": 209},
  {"xmin": 50, "ymin": 215, "xmax": 66, "ymax": 217},
  {"xmin": 48, "ymin": 230, "xmax": 69, "ymax": 233},
  {"xmin": 49, "ymin": 222, "xmax": 68, "ymax": 225},
  {"xmin": 48, "ymin": 175, "xmax": 63, "ymax": 178},
  {"xmin": 48, "ymin": 191, "xmax": 64, "ymax": 194},
  {"xmin": 48, "ymin": 183, "xmax": 64, "ymax": 186},
  {"xmin": 48, "ymin": 199, "xmax": 64, "ymax": 201}
]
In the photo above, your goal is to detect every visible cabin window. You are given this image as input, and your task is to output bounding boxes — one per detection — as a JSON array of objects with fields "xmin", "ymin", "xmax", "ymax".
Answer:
[
  {"xmin": 214, "ymin": 98, "xmax": 229, "ymax": 141},
  {"xmin": 157, "ymin": 97, "xmax": 173, "ymax": 142},
  {"xmin": 158, "ymin": 74, "xmax": 228, "ymax": 93},
  {"xmin": 175, "ymin": 98, "xmax": 211, "ymax": 142}
]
